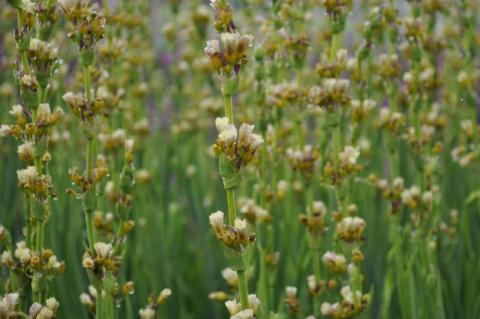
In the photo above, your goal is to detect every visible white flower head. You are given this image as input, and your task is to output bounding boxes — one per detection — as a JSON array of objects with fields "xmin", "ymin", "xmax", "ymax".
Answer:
[
  {"xmin": 219, "ymin": 126, "xmax": 238, "ymax": 143},
  {"xmin": 22, "ymin": 0, "xmax": 35, "ymax": 12},
  {"xmin": 250, "ymin": 133, "xmax": 264, "ymax": 149},
  {"xmin": 225, "ymin": 300, "xmax": 241, "ymax": 315},
  {"xmin": 0, "ymin": 125, "xmax": 11, "ymax": 137},
  {"xmin": 205, "ymin": 40, "xmax": 221, "ymax": 56},
  {"xmin": 9, "ymin": 104, "xmax": 23, "ymax": 117},
  {"xmin": 17, "ymin": 166, "xmax": 37, "ymax": 186},
  {"xmin": 79, "ymin": 293, "xmax": 93, "ymax": 306},
  {"xmin": 139, "ymin": 308, "xmax": 156, "ymax": 319},
  {"xmin": 1, "ymin": 250, "xmax": 13, "ymax": 265},
  {"xmin": 46, "ymin": 297, "xmax": 59, "ymax": 311},
  {"xmin": 285, "ymin": 286, "xmax": 297, "ymax": 298},
  {"xmin": 38, "ymin": 103, "xmax": 52, "ymax": 120},
  {"xmin": 234, "ymin": 218, "xmax": 247, "ymax": 230},
  {"xmin": 14, "ymin": 241, "xmax": 31, "ymax": 263},
  {"xmin": 222, "ymin": 267, "xmax": 238, "ymax": 286},
  {"xmin": 307, "ymin": 275, "xmax": 317, "ymax": 291},
  {"xmin": 94, "ymin": 242, "xmax": 112, "ymax": 258},
  {"xmin": 158, "ymin": 288, "xmax": 172, "ymax": 304},
  {"xmin": 339, "ymin": 146, "xmax": 360, "ymax": 165},
  {"xmin": 88, "ymin": 285, "xmax": 97, "ymax": 298},
  {"xmin": 125, "ymin": 139, "xmax": 135, "ymax": 153},
  {"xmin": 247, "ymin": 294, "xmax": 260, "ymax": 312},
  {"xmin": 209, "ymin": 211, "xmax": 225, "ymax": 234},
  {"xmin": 17, "ymin": 141, "xmax": 34, "ymax": 161},
  {"xmin": 215, "ymin": 117, "xmax": 231, "ymax": 132}
]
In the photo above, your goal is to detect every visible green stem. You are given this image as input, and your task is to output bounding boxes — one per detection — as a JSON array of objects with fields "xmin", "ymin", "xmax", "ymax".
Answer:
[
  {"xmin": 312, "ymin": 250, "xmax": 321, "ymax": 315},
  {"xmin": 330, "ymin": 31, "xmax": 343, "ymax": 63},
  {"xmin": 237, "ymin": 270, "xmax": 249, "ymax": 310},
  {"xmin": 32, "ymin": 219, "xmax": 45, "ymax": 304},
  {"xmin": 333, "ymin": 123, "xmax": 342, "ymax": 168},
  {"xmin": 16, "ymin": 9, "xmax": 31, "ymax": 75},
  {"xmin": 83, "ymin": 65, "xmax": 92, "ymax": 103},
  {"xmin": 103, "ymin": 289, "xmax": 114, "ymax": 319},
  {"xmin": 96, "ymin": 290, "xmax": 103, "ymax": 319},
  {"xmin": 84, "ymin": 138, "xmax": 96, "ymax": 253},
  {"xmin": 84, "ymin": 210, "xmax": 95, "ymax": 253},
  {"xmin": 86, "ymin": 139, "xmax": 94, "ymax": 178},
  {"xmin": 83, "ymin": 65, "xmax": 95, "ymax": 256},
  {"xmin": 35, "ymin": 220, "xmax": 44, "ymax": 253},
  {"xmin": 20, "ymin": 51, "xmax": 31, "ymax": 74},
  {"xmin": 226, "ymin": 189, "xmax": 237, "ymax": 225},
  {"xmin": 224, "ymin": 94, "xmax": 234, "ymax": 124}
]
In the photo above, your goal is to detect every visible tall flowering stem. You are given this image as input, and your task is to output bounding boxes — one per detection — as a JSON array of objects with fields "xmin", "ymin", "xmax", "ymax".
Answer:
[
  {"xmin": 60, "ymin": 1, "xmax": 108, "ymax": 318},
  {"xmin": 1, "ymin": 0, "xmax": 64, "ymax": 312},
  {"xmin": 206, "ymin": 0, "xmax": 262, "ymax": 315}
]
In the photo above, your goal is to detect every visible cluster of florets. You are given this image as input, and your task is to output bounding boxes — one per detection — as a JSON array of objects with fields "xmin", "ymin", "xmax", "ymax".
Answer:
[
  {"xmin": 321, "ymin": 0, "xmax": 353, "ymax": 20},
  {"xmin": 276, "ymin": 180, "xmax": 290, "ymax": 200},
  {"xmin": 284, "ymin": 286, "xmax": 300, "ymax": 315},
  {"xmin": 17, "ymin": 166, "xmax": 55, "ymax": 201},
  {"xmin": 27, "ymin": 38, "xmax": 58, "ymax": 86},
  {"xmin": 93, "ymin": 210, "xmax": 115, "ymax": 236},
  {"xmin": 63, "ymin": 91, "xmax": 113, "ymax": 122},
  {"xmin": 238, "ymin": 197, "xmax": 271, "ymax": 225},
  {"xmin": 2, "ymin": 102, "xmax": 64, "ymax": 208},
  {"xmin": 286, "ymin": 145, "xmax": 319, "ymax": 181},
  {"xmin": 205, "ymin": 32, "xmax": 253, "ymax": 75},
  {"xmin": 67, "ymin": 155, "xmax": 109, "ymax": 196},
  {"xmin": 98, "ymin": 129, "xmax": 129, "ymax": 153},
  {"xmin": 451, "ymin": 119, "xmax": 479, "ymax": 167},
  {"xmin": 0, "ymin": 292, "xmax": 59, "ymax": 319},
  {"xmin": 138, "ymin": 288, "xmax": 172, "ymax": 319},
  {"xmin": 205, "ymin": 0, "xmax": 254, "ymax": 75},
  {"xmin": 81, "ymin": 241, "xmax": 120, "ymax": 275},
  {"xmin": 284, "ymin": 33, "xmax": 310, "ymax": 65},
  {"xmin": 60, "ymin": 0, "xmax": 106, "ymax": 51},
  {"xmin": 0, "ymin": 293, "xmax": 20, "ymax": 318},
  {"xmin": 401, "ymin": 16, "xmax": 425, "ymax": 43},
  {"xmin": 307, "ymin": 274, "xmax": 324, "ymax": 296},
  {"xmin": 422, "ymin": 103, "xmax": 447, "ymax": 132},
  {"xmin": 336, "ymin": 216, "xmax": 366, "ymax": 242},
  {"xmin": 451, "ymin": 144, "xmax": 480, "ymax": 167},
  {"xmin": 316, "ymin": 49, "xmax": 349, "ymax": 79},
  {"xmin": 375, "ymin": 54, "xmax": 401, "ymax": 80},
  {"xmin": 322, "ymin": 251, "xmax": 347, "ymax": 273},
  {"xmin": 213, "ymin": 117, "xmax": 264, "ymax": 170},
  {"xmin": 308, "ymin": 79, "xmax": 350, "ymax": 111},
  {"xmin": 404, "ymin": 124, "xmax": 439, "ymax": 151},
  {"xmin": 1, "ymin": 103, "xmax": 63, "ymax": 145},
  {"xmin": 299, "ymin": 201, "xmax": 328, "ymax": 238},
  {"xmin": 225, "ymin": 294, "xmax": 260, "ymax": 319},
  {"xmin": 324, "ymin": 145, "xmax": 362, "ymax": 183},
  {"xmin": 338, "ymin": 146, "xmax": 360, "ymax": 168},
  {"xmin": 209, "ymin": 211, "xmax": 255, "ymax": 253},
  {"xmin": 321, "ymin": 285, "xmax": 370, "ymax": 318},
  {"xmin": 350, "ymin": 99, "xmax": 376, "ymax": 122},
  {"xmin": 377, "ymin": 108, "xmax": 406, "ymax": 133},
  {"xmin": 1, "ymin": 241, "xmax": 64, "ymax": 275},
  {"xmin": 400, "ymin": 185, "xmax": 437, "ymax": 224},
  {"xmin": 209, "ymin": 0, "xmax": 234, "ymax": 32},
  {"xmin": 266, "ymin": 82, "xmax": 305, "ymax": 109},
  {"xmin": 28, "ymin": 298, "xmax": 60, "ymax": 319},
  {"xmin": 371, "ymin": 176, "xmax": 406, "ymax": 214}
]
